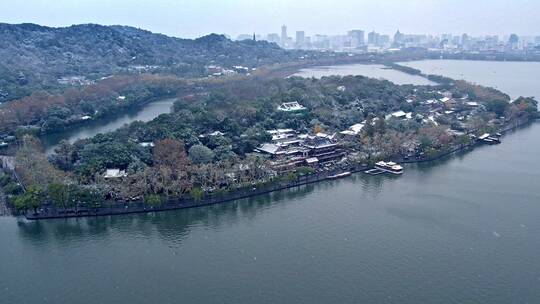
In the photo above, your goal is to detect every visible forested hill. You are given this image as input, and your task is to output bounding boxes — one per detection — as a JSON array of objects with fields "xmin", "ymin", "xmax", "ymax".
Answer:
[{"xmin": 0, "ymin": 23, "xmax": 304, "ymax": 102}]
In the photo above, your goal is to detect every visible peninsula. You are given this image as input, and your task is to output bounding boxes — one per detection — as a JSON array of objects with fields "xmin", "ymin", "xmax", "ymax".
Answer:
[{"xmin": 0, "ymin": 24, "xmax": 537, "ymax": 219}]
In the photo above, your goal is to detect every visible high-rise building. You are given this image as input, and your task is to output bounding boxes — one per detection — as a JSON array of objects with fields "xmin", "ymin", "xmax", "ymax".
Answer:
[
  {"xmin": 508, "ymin": 34, "xmax": 519, "ymax": 49},
  {"xmin": 485, "ymin": 35, "xmax": 499, "ymax": 48},
  {"xmin": 296, "ymin": 31, "xmax": 305, "ymax": 48},
  {"xmin": 266, "ymin": 33, "xmax": 281, "ymax": 44},
  {"xmin": 304, "ymin": 36, "xmax": 312, "ymax": 48},
  {"xmin": 393, "ymin": 30, "xmax": 404, "ymax": 44},
  {"xmin": 281, "ymin": 25, "xmax": 288, "ymax": 47},
  {"xmin": 367, "ymin": 31, "xmax": 380, "ymax": 46},
  {"xmin": 328, "ymin": 35, "xmax": 348, "ymax": 50},
  {"xmin": 460, "ymin": 33, "xmax": 470, "ymax": 49},
  {"xmin": 379, "ymin": 35, "xmax": 390, "ymax": 46},
  {"xmin": 451, "ymin": 35, "xmax": 460, "ymax": 46},
  {"xmin": 508, "ymin": 34, "xmax": 519, "ymax": 43},
  {"xmin": 348, "ymin": 30, "xmax": 365, "ymax": 48},
  {"xmin": 313, "ymin": 35, "xmax": 330, "ymax": 49},
  {"xmin": 441, "ymin": 34, "xmax": 453, "ymax": 42},
  {"xmin": 535, "ymin": 36, "xmax": 540, "ymax": 45}
]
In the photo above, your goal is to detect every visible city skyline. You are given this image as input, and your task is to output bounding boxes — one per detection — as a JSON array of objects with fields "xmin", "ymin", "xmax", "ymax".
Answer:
[
  {"xmin": 0, "ymin": 0, "xmax": 539, "ymax": 39},
  {"xmin": 239, "ymin": 25, "xmax": 538, "ymax": 41},
  {"xmin": 237, "ymin": 25, "xmax": 539, "ymax": 53}
]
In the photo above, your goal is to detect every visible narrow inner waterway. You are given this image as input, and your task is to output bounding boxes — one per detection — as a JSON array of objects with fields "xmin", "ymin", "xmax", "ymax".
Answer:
[{"xmin": 42, "ymin": 98, "xmax": 176, "ymax": 154}]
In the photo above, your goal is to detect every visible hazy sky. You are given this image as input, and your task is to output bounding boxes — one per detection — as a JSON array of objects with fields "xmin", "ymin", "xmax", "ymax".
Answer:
[{"xmin": 1, "ymin": 0, "xmax": 538, "ymax": 38}]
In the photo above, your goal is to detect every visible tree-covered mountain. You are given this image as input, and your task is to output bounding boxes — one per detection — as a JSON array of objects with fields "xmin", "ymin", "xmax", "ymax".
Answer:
[{"xmin": 0, "ymin": 23, "xmax": 306, "ymax": 102}]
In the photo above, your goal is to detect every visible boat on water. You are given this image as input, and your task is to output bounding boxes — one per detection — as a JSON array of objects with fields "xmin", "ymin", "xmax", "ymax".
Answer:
[
  {"xmin": 478, "ymin": 133, "xmax": 501, "ymax": 145},
  {"xmin": 364, "ymin": 168, "xmax": 384, "ymax": 175},
  {"xmin": 374, "ymin": 161, "xmax": 404, "ymax": 175},
  {"xmin": 327, "ymin": 171, "xmax": 352, "ymax": 180}
]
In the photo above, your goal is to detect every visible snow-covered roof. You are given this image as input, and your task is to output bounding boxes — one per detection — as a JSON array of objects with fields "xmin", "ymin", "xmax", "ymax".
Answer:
[
  {"xmin": 386, "ymin": 111, "xmax": 412, "ymax": 120},
  {"xmin": 256, "ymin": 143, "xmax": 281, "ymax": 155},
  {"xmin": 306, "ymin": 157, "xmax": 319, "ymax": 164},
  {"xmin": 315, "ymin": 132, "xmax": 336, "ymax": 140},
  {"xmin": 479, "ymin": 133, "xmax": 491, "ymax": 140},
  {"xmin": 209, "ymin": 131, "xmax": 225, "ymax": 136},
  {"xmin": 440, "ymin": 97, "xmax": 452, "ymax": 103},
  {"xmin": 267, "ymin": 129, "xmax": 295, "ymax": 135},
  {"xmin": 277, "ymin": 102, "xmax": 307, "ymax": 112},
  {"xmin": 340, "ymin": 123, "xmax": 365, "ymax": 136},
  {"xmin": 104, "ymin": 169, "xmax": 127, "ymax": 179}
]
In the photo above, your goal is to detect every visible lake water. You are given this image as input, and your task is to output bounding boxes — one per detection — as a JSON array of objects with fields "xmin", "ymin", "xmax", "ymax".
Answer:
[
  {"xmin": 42, "ymin": 98, "xmax": 176, "ymax": 154},
  {"xmin": 2, "ymin": 61, "xmax": 540, "ymax": 304},
  {"xmin": 400, "ymin": 60, "xmax": 540, "ymax": 100},
  {"xmin": 294, "ymin": 63, "xmax": 436, "ymax": 85}
]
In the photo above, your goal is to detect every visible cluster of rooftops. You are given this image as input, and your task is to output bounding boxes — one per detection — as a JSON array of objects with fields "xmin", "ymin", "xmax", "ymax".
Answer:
[
  {"xmin": 254, "ymin": 129, "xmax": 345, "ymax": 171},
  {"xmin": 103, "ymin": 91, "xmax": 490, "ymax": 178},
  {"xmin": 276, "ymin": 89, "xmax": 481, "ymax": 129},
  {"xmin": 257, "ymin": 92, "xmax": 487, "ymax": 171}
]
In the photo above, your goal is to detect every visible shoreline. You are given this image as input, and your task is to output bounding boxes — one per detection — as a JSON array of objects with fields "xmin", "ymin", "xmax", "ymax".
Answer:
[
  {"xmin": 4, "ymin": 58, "xmax": 537, "ymax": 221},
  {"xmin": 34, "ymin": 57, "xmax": 538, "ymax": 150},
  {"xmin": 37, "ymin": 58, "xmax": 378, "ymax": 150},
  {"xmin": 41, "ymin": 96, "xmax": 179, "ymax": 154},
  {"xmin": 21, "ymin": 118, "xmax": 536, "ymax": 221}
]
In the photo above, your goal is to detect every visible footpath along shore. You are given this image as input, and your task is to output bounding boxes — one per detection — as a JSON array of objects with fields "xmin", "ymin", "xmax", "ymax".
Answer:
[{"xmin": 21, "ymin": 118, "xmax": 538, "ymax": 220}]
